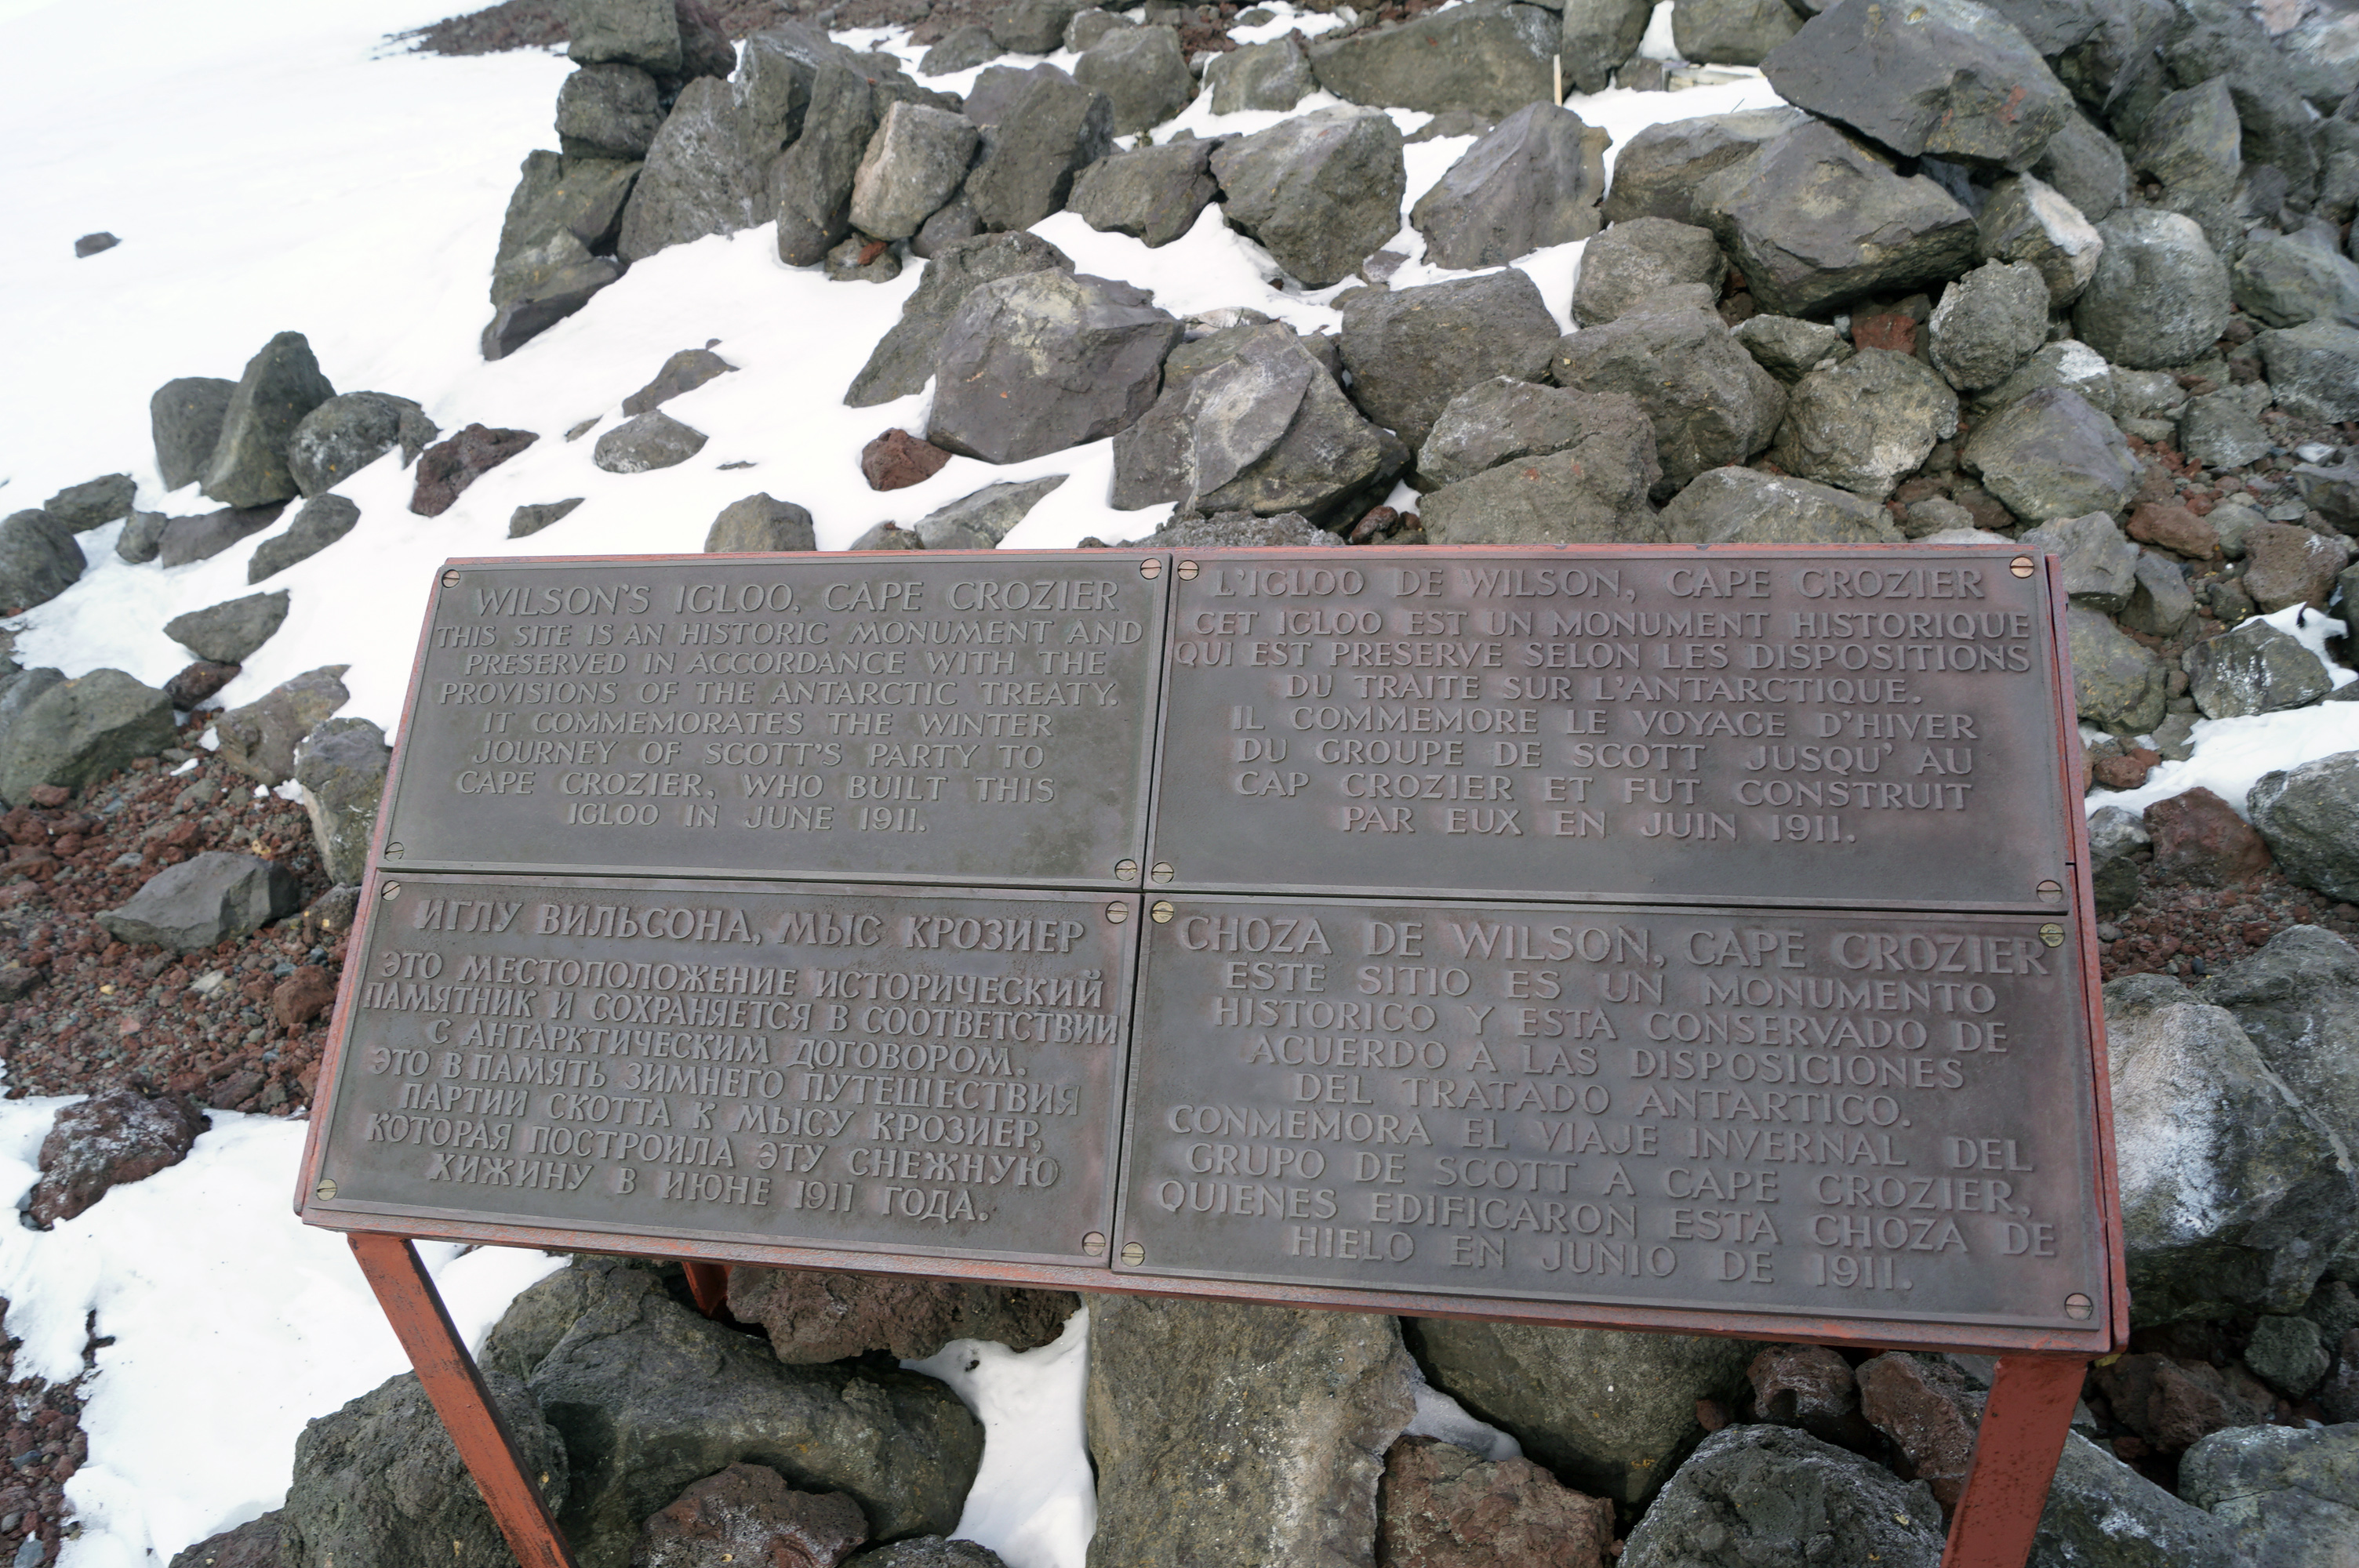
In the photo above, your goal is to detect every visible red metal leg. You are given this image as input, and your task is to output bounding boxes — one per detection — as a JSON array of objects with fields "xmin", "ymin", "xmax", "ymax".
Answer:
[
  {"xmin": 681, "ymin": 1260, "xmax": 731, "ymax": 1319},
  {"xmin": 1939, "ymin": 1356, "xmax": 2087, "ymax": 1568},
  {"xmin": 349, "ymin": 1234, "xmax": 579, "ymax": 1568}
]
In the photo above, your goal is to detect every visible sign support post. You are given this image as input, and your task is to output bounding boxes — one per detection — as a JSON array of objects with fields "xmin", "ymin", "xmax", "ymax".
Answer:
[{"xmin": 1937, "ymin": 1356, "xmax": 2088, "ymax": 1568}]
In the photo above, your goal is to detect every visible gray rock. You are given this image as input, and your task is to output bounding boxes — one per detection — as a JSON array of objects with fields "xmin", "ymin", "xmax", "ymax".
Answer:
[
  {"xmin": 2258, "ymin": 320, "xmax": 2359, "ymax": 424},
  {"xmin": 2180, "ymin": 1421, "xmax": 2359, "ymax": 1565},
  {"xmin": 215, "ymin": 666, "xmax": 351, "ymax": 786},
  {"xmin": 962, "ymin": 65, "xmax": 1115, "ymax": 234},
  {"xmin": 1068, "ymin": 141, "xmax": 1217, "ymax": 249},
  {"xmin": 1761, "ymin": 0, "xmax": 2070, "ymax": 171},
  {"xmin": 1660, "ymin": 465, "xmax": 1899, "ymax": 544},
  {"xmin": 1981, "ymin": 339, "xmax": 2117, "ymax": 419},
  {"xmin": 2251, "ymin": 753, "xmax": 2359, "ymax": 905},
  {"xmin": 42, "ymin": 474, "xmax": 135, "ymax": 532},
  {"xmin": 490, "ymin": 152, "xmax": 637, "ymax": 306},
  {"xmin": 1420, "ymin": 411, "xmax": 1663, "ymax": 544},
  {"xmin": 2121, "ymin": 547, "xmax": 2197, "ymax": 637},
  {"xmin": 1571, "ymin": 218, "xmax": 1724, "ymax": 328},
  {"xmin": 1553, "ymin": 308, "xmax": 1787, "ymax": 496},
  {"xmin": 2133, "ymin": 75, "xmax": 2241, "ymax": 203},
  {"xmin": 2022, "ymin": 510, "xmax": 2139, "ymax": 612},
  {"xmin": 1928, "ymin": 260, "xmax": 2052, "ymax": 393},
  {"xmin": 1340, "ymin": 270, "xmax": 1559, "ymax": 451},
  {"xmin": 151, "ymin": 376, "xmax": 236, "ymax": 492},
  {"xmin": 919, "ymin": 26, "xmax": 1001, "ymax": 75},
  {"xmin": 2204, "ymin": 924, "xmax": 2359, "ymax": 1189},
  {"xmin": 2103, "ymin": 973, "xmax": 2357, "ymax": 1321},
  {"xmin": 1206, "ymin": 37, "xmax": 1313, "ymax": 113},
  {"xmin": 911, "ymin": 198, "xmax": 981, "ymax": 259},
  {"xmin": 1073, "ymin": 26, "xmax": 1193, "ymax": 135},
  {"xmin": 734, "ymin": 24, "xmax": 821, "ymax": 156},
  {"xmin": 2242, "ymin": 1315, "xmax": 2334, "ymax": 1398},
  {"xmin": 773, "ymin": 65, "xmax": 885, "ymax": 267},
  {"xmin": 1307, "ymin": 1, "xmax": 1558, "ymax": 118},
  {"xmin": 2089, "ymin": 803, "xmax": 2151, "ymax": 914},
  {"xmin": 2176, "ymin": 387, "xmax": 2273, "ymax": 471},
  {"xmin": 1601, "ymin": 107, "xmax": 1808, "ymax": 227},
  {"xmin": 1561, "ymin": 0, "xmax": 1652, "ymax": 92},
  {"xmin": 0, "ymin": 671, "xmax": 65, "ymax": 762},
  {"xmin": 285, "ymin": 393, "xmax": 432, "ymax": 497},
  {"xmin": 0, "ymin": 510, "xmax": 85, "ymax": 612},
  {"xmin": 593, "ymin": 411, "xmax": 708, "ymax": 473},
  {"xmin": 557, "ymin": 62, "xmax": 662, "ymax": 160},
  {"xmin": 704, "ymin": 494, "xmax": 816, "ymax": 552},
  {"xmin": 2066, "ymin": 604, "xmax": 2167, "ymax": 731},
  {"xmin": 846, "ymin": 521, "xmax": 926, "ymax": 550},
  {"xmin": 2186, "ymin": 615, "xmax": 2332, "ymax": 718},
  {"xmin": 2157, "ymin": 0, "xmax": 2324, "ymax": 209},
  {"xmin": 95, "ymin": 850, "xmax": 301, "ymax": 950},
  {"xmin": 1408, "ymin": 1319, "xmax": 1757, "ymax": 1506},
  {"xmin": 1693, "ymin": 119, "xmax": 1980, "ymax": 318},
  {"xmin": 1410, "ymin": 103, "xmax": 1610, "ymax": 270},
  {"xmin": 2296, "ymin": 460, "xmax": 2359, "ymax": 533},
  {"xmin": 568, "ymin": 0, "xmax": 681, "ymax": 74},
  {"xmin": 1212, "ymin": 107, "xmax": 1407, "ymax": 289},
  {"xmin": 158, "ymin": 503, "xmax": 285, "ymax": 570},
  {"xmin": 1065, "ymin": 9, "xmax": 1129, "ymax": 52},
  {"xmin": 201, "ymin": 332, "xmax": 337, "ymax": 509},
  {"xmin": 1977, "ymin": 174, "xmax": 2106, "ymax": 305},
  {"xmin": 990, "ymin": 0, "xmax": 1085, "ymax": 53},
  {"xmin": 165, "ymin": 591, "xmax": 290, "ymax": 665},
  {"xmin": 1767, "ymin": 348, "xmax": 1957, "ymax": 500},
  {"xmin": 1674, "ymin": 0, "xmax": 1804, "ymax": 67},
  {"xmin": 913, "ymin": 477, "xmax": 1066, "ymax": 549},
  {"xmin": 1621, "ymin": 1425, "xmax": 1944, "ymax": 1568},
  {"xmin": 1088, "ymin": 1297, "xmax": 1415, "ymax": 1568},
  {"xmin": 849, "ymin": 102, "xmax": 979, "ymax": 241},
  {"xmin": 1962, "ymin": 387, "xmax": 2137, "ymax": 523},
  {"xmin": 1417, "ymin": 377, "xmax": 1647, "ymax": 488},
  {"xmin": 1121, "ymin": 509, "xmax": 1339, "ymax": 548},
  {"xmin": 1732, "ymin": 314, "xmax": 1853, "ymax": 383},
  {"xmin": 2034, "ymin": 106, "xmax": 2128, "ymax": 223},
  {"xmin": 2074, "ymin": 209, "xmax": 2232, "ymax": 371},
  {"xmin": 927, "ymin": 270, "xmax": 1180, "ymax": 464},
  {"xmin": 482, "ymin": 244, "xmax": 623, "ymax": 361},
  {"xmin": 2233, "ymin": 229, "xmax": 2359, "ymax": 330},
  {"xmin": 618, "ymin": 77, "xmax": 762, "ymax": 263},
  {"xmin": 728, "ymin": 1269, "xmax": 1077, "ymax": 1363},
  {"xmin": 2032, "ymin": 1431, "xmax": 2237, "ymax": 1568},
  {"xmin": 0, "ymin": 670, "xmax": 173, "ymax": 804},
  {"xmin": 843, "ymin": 1541, "xmax": 1005, "ymax": 1568},
  {"xmin": 293, "ymin": 718, "xmax": 390, "ymax": 887},
  {"xmin": 525, "ymin": 1260, "xmax": 980, "ymax": 1568},
  {"xmin": 847, "ymin": 230, "xmax": 1072, "ymax": 407},
  {"xmin": 620, "ymin": 348, "xmax": 734, "ymax": 416}
]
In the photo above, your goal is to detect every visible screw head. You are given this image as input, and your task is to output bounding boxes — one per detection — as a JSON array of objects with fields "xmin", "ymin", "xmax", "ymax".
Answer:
[
  {"xmin": 386, "ymin": 842, "xmax": 405, "ymax": 858},
  {"xmin": 2010, "ymin": 555, "xmax": 2036, "ymax": 579},
  {"xmin": 442, "ymin": 569, "xmax": 461, "ymax": 586},
  {"xmin": 1151, "ymin": 900, "xmax": 1175, "ymax": 923},
  {"xmin": 1150, "ymin": 862, "xmax": 1175, "ymax": 883},
  {"xmin": 2037, "ymin": 879, "xmax": 2064, "ymax": 902},
  {"xmin": 1140, "ymin": 558, "xmax": 1162, "ymax": 579},
  {"xmin": 2065, "ymin": 1292, "xmax": 2094, "ymax": 1320},
  {"xmin": 381, "ymin": 882, "xmax": 402, "ymax": 901},
  {"xmin": 1082, "ymin": 1232, "xmax": 1107, "ymax": 1257},
  {"xmin": 314, "ymin": 1179, "xmax": 337, "ymax": 1201},
  {"xmin": 1106, "ymin": 902, "xmax": 1129, "ymax": 924},
  {"xmin": 1114, "ymin": 858, "xmax": 1139, "ymax": 881},
  {"xmin": 1120, "ymin": 1241, "xmax": 1146, "ymax": 1265},
  {"xmin": 2040, "ymin": 922, "xmax": 2066, "ymax": 947},
  {"xmin": 1176, "ymin": 560, "xmax": 1200, "ymax": 580}
]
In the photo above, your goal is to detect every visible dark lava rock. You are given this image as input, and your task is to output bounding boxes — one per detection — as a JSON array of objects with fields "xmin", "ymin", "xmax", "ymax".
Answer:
[
  {"xmin": 1206, "ymin": 35, "xmax": 1313, "ymax": 113},
  {"xmin": 2257, "ymin": 319, "xmax": 2359, "ymax": 424},
  {"xmin": 2067, "ymin": 606, "xmax": 2165, "ymax": 730},
  {"xmin": 1976, "ymin": 173, "xmax": 2106, "ymax": 306},
  {"xmin": 1417, "ymin": 377, "xmax": 1652, "ymax": 488},
  {"xmin": 1767, "ymin": 349, "xmax": 1959, "ymax": 500},
  {"xmin": 150, "ymin": 376, "xmax": 237, "ymax": 492},
  {"xmin": 2030, "ymin": 1432, "xmax": 2237, "ymax": 1566},
  {"xmin": 491, "ymin": 151, "xmax": 639, "ymax": 299},
  {"xmin": 618, "ymin": 76, "xmax": 765, "ymax": 262},
  {"xmin": 411, "ymin": 424, "xmax": 537, "ymax": 516},
  {"xmin": 169, "ymin": 1512, "xmax": 282, "ymax": 1568},
  {"xmin": 2022, "ymin": 510, "xmax": 2137, "ymax": 612},
  {"xmin": 840, "ymin": 1542, "xmax": 1002, "ymax": 1568},
  {"xmin": 1761, "ymin": 0, "xmax": 2071, "ymax": 171},
  {"xmin": 293, "ymin": 717, "xmax": 391, "ymax": 887},
  {"xmin": 201, "ymin": 332, "xmax": 337, "ymax": 509},
  {"xmin": 510, "ymin": 498, "xmax": 586, "ymax": 539},
  {"xmin": 926, "ymin": 271, "xmax": 1180, "ymax": 465},
  {"xmin": 1928, "ymin": 260, "xmax": 2050, "ymax": 392},
  {"xmin": 1339, "ymin": 270, "xmax": 1559, "ymax": 451},
  {"xmin": 282, "ymin": 1370, "xmax": 567, "ymax": 1568},
  {"xmin": 1570, "ymin": 216, "xmax": 1724, "ymax": 328},
  {"xmin": 630, "ymin": 1463, "xmax": 866, "ymax": 1568},
  {"xmin": 1068, "ymin": 141, "xmax": 1217, "ymax": 249},
  {"xmin": 1088, "ymin": 1295, "xmax": 1415, "ymax": 1568},
  {"xmin": 1550, "ymin": 308, "xmax": 1786, "ymax": 496},
  {"xmin": 2181, "ymin": 1421, "xmax": 2359, "ymax": 1563},
  {"xmin": 482, "ymin": 254, "xmax": 623, "ymax": 361},
  {"xmin": 1960, "ymin": 387, "xmax": 2136, "ymax": 523},
  {"xmin": 2074, "ymin": 209, "xmax": 2232, "ymax": 371},
  {"xmin": 1672, "ymin": 0, "xmax": 1803, "ymax": 67},
  {"xmin": 157, "ymin": 503, "xmax": 285, "ymax": 569},
  {"xmin": 706, "ymin": 495, "xmax": 816, "ymax": 553},
  {"xmin": 1620, "ymin": 1425, "xmax": 1943, "ymax": 1568},
  {"xmin": 0, "ymin": 510, "xmax": 85, "ymax": 612},
  {"xmin": 164, "ymin": 662, "xmax": 241, "ymax": 710},
  {"xmin": 216, "ymin": 666, "xmax": 350, "ymax": 786},
  {"xmin": 919, "ymin": 27, "xmax": 1000, "ymax": 74},
  {"xmin": 0, "ymin": 669, "xmax": 173, "ymax": 804},
  {"xmin": 989, "ymin": 0, "xmax": 1085, "ymax": 53},
  {"xmin": 1748, "ymin": 1344, "xmax": 1871, "ymax": 1448},
  {"xmin": 1212, "ymin": 107, "xmax": 1408, "ymax": 290},
  {"xmin": 26, "ymin": 1087, "xmax": 206, "ymax": 1228},
  {"xmin": 2092, "ymin": 1352, "xmax": 2269, "ymax": 1455},
  {"xmin": 961, "ymin": 66, "xmax": 1115, "ymax": 235},
  {"xmin": 1121, "ymin": 510, "xmax": 1345, "ymax": 548},
  {"xmin": 2203, "ymin": 924, "xmax": 2359, "ymax": 1162},
  {"xmin": 285, "ymin": 393, "xmax": 434, "ymax": 497},
  {"xmin": 1601, "ymin": 106, "xmax": 1807, "ymax": 227},
  {"xmin": 1376, "ymin": 1434, "xmax": 1616, "ymax": 1568},
  {"xmin": 2187, "ymin": 618, "xmax": 2335, "ymax": 719},
  {"xmin": 42, "ymin": 474, "xmax": 135, "ymax": 531},
  {"xmin": 621, "ymin": 348, "xmax": 734, "ymax": 416},
  {"xmin": 1659, "ymin": 465, "xmax": 1898, "ymax": 544},
  {"xmin": 75, "ymin": 230, "xmax": 119, "ymax": 257},
  {"xmin": 96, "ymin": 850, "xmax": 301, "ymax": 951},
  {"xmin": 774, "ymin": 65, "xmax": 888, "ymax": 267},
  {"xmin": 165, "ymin": 591, "xmax": 290, "ymax": 666},
  {"xmin": 2250, "ymin": 752, "xmax": 2359, "ymax": 905},
  {"xmin": 2088, "ymin": 804, "xmax": 2151, "ymax": 914},
  {"xmin": 250, "ymin": 495, "xmax": 361, "ymax": 583},
  {"xmin": 863, "ymin": 429, "xmax": 954, "ymax": 491},
  {"xmin": 593, "ymin": 411, "xmax": 707, "ymax": 473},
  {"xmin": 1072, "ymin": 25, "xmax": 1194, "ymax": 136},
  {"xmin": 1420, "ymin": 405, "xmax": 1661, "ymax": 544},
  {"xmin": 849, "ymin": 103, "xmax": 980, "ymax": 242},
  {"xmin": 913, "ymin": 476, "xmax": 1067, "ymax": 549},
  {"xmin": 1410, "ymin": 103, "xmax": 1609, "ymax": 270},
  {"xmin": 848, "ymin": 521, "xmax": 925, "ymax": 550},
  {"xmin": 1307, "ymin": 0, "xmax": 1558, "ymax": 118},
  {"xmin": 569, "ymin": 0, "xmax": 682, "ymax": 74},
  {"xmin": 727, "ymin": 1269, "xmax": 1077, "ymax": 1362},
  {"xmin": 558, "ymin": 62, "xmax": 663, "ymax": 161},
  {"xmin": 848, "ymin": 231, "xmax": 1073, "ymax": 408}
]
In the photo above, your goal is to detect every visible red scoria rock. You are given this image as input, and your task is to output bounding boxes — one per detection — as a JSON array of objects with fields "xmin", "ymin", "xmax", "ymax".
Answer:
[
  {"xmin": 1857, "ymin": 1353, "xmax": 1983, "ymax": 1511},
  {"xmin": 630, "ymin": 1463, "xmax": 867, "ymax": 1568},
  {"xmin": 1376, "ymin": 1435, "xmax": 1616, "ymax": 1568},
  {"xmin": 2146, "ymin": 787, "xmax": 2272, "ymax": 888},
  {"xmin": 27, "ymin": 1087, "xmax": 208, "ymax": 1227},
  {"xmin": 860, "ymin": 428, "xmax": 951, "ymax": 492},
  {"xmin": 410, "ymin": 424, "xmax": 538, "ymax": 517}
]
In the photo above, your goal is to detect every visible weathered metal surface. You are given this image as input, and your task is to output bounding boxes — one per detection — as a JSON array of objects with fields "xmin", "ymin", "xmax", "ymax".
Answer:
[
  {"xmin": 1941, "ymin": 1356, "xmax": 2090, "ymax": 1568},
  {"xmin": 1147, "ymin": 547, "xmax": 2071, "ymax": 909},
  {"xmin": 379, "ymin": 555, "xmax": 1168, "ymax": 887},
  {"xmin": 1115, "ymin": 896, "xmax": 2106, "ymax": 1333},
  {"xmin": 304, "ymin": 875, "xmax": 1136, "ymax": 1267}
]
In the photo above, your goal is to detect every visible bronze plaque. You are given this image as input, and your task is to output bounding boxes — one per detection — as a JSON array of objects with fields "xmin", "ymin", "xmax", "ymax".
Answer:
[
  {"xmin": 1116, "ymin": 896, "xmax": 2105, "ymax": 1331},
  {"xmin": 303, "ymin": 874, "xmax": 1136, "ymax": 1266},
  {"xmin": 380, "ymin": 554, "xmax": 1168, "ymax": 887},
  {"xmin": 1147, "ymin": 547, "xmax": 2070, "ymax": 910}
]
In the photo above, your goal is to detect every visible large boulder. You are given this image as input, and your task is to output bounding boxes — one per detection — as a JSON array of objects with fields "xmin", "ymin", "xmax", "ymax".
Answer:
[
  {"xmin": 2032, "ymin": 1431, "xmax": 2238, "ymax": 1568},
  {"xmin": 0, "ymin": 669, "xmax": 173, "ymax": 804},
  {"xmin": 2179, "ymin": 1420, "xmax": 2359, "ymax": 1564},
  {"xmin": 1339, "ymin": 270, "xmax": 1559, "ymax": 451},
  {"xmin": 1407, "ymin": 1319, "xmax": 1756, "ymax": 1507},
  {"xmin": 2178, "ymin": 386, "xmax": 2273, "ymax": 472},
  {"xmin": 1673, "ymin": 0, "xmax": 1804, "ymax": 67},
  {"xmin": 1072, "ymin": 25, "xmax": 1193, "ymax": 136},
  {"xmin": 2186, "ymin": 617, "xmax": 2335, "ymax": 719},
  {"xmin": 1692, "ymin": 118, "xmax": 1980, "ymax": 318},
  {"xmin": 293, "ymin": 717, "xmax": 391, "ymax": 887},
  {"xmin": 1768, "ymin": 348, "xmax": 1959, "ymax": 499},
  {"xmin": 2073, "ymin": 209, "xmax": 2232, "ymax": 371},
  {"xmin": 621, "ymin": 347, "xmax": 732, "ymax": 416},
  {"xmin": 285, "ymin": 393, "xmax": 433, "ymax": 497},
  {"xmin": 617, "ymin": 76, "xmax": 763, "ymax": 262},
  {"xmin": 1601, "ymin": 107, "xmax": 1808, "ymax": 227},
  {"xmin": 2157, "ymin": 0, "xmax": 2321, "ymax": 207},
  {"xmin": 216, "ymin": 666, "xmax": 350, "ymax": 786},
  {"xmin": 2205, "ymin": 926, "xmax": 2359, "ymax": 1171},
  {"xmin": 727, "ymin": 1270, "xmax": 1076, "ymax": 1362},
  {"xmin": 1306, "ymin": 1, "xmax": 1558, "ymax": 118},
  {"xmin": 2249, "ymin": 753, "xmax": 2359, "ymax": 905},
  {"xmin": 151, "ymin": 376, "xmax": 236, "ymax": 491},
  {"xmin": 1561, "ymin": 0, "xmax": 1653, "ymax": 93},
  {"xmin": 1552, "ymin": 308, "xmax": 1787, "ymax": 495},
  {"xmin": 2019, "ymin": 510, "xmax": 2139, "ymax": 612},
  {"xmin": 1976, "ymin": 174, "xmax": 2106, "ymax": 306},
  {"xmin": 2232, "ymin": 230, "xmax": 2359, "ymax": 330},
  {"xmin": 849, "ymin": 102, "xmax": 979, "ymax": 242},
  {"xmin": 157, "ymin": 503, "xmax": 285, "ymax": 568},
  {"xmin": 848, "ymin": 231, "xmax": 1070, "ymax": 407},
  {"xmin": 165, "ymin": 591, "xmax": 290, "ymax": 665},
  {"xmin": 961, "ymin": 65, "xmax": 1115, "ymax": 235},
  {"xmin": 96, "ymin": 851, "xmax": 302, "ymax": 951},
  {"xmin": 1212, "ymin": 107, "xmax": 1407, "ymax": 289},
  {"xmin": 1761, "ymin": 0, "xmax": 2071, "ymax": 171},
  {"xmin": 2066, "ymin": 604, "xmax": 2166, "ymax": 731},
  {"xmin": 1928, "ymin": 260, "xmax": 2052, "ymax": 393},
  {"xmin": 2034, "ymin": 107, "xmax": 2128, "ymax": 222},
  {"xmin": 44, "ymin": 474, "xmax": 135, "ymax": 531},
  {"xmin": 2257, "ymin": 320, "xmax": 2359, "ymax": 424},
  {"xmin": 1067, "ymin": 141, "xmax": 1217, "ymax": 249},
  {"xmin": 593, "ymin": 412, "xmax": 707, "ymax": 473},
  {"xmin": 489, "ymin": 151, "xmax": 638, "ymax": 311},
  {"xmin": 1570, "ymin": 217, "xmax": 1725, "ymax": 328},
  {"xmin": 568, "ymin": 0, "xmax": 682, "ymax": 74},
  {"xmin": 1620, "ymin": 1425, "xmax": 1944, "ymax": 1568},
  {"xmin": 773, "ymin": 64, "xmax": 888, "ymax": 267},
  {"xmin": 2088, "ymin": 804, "xmax": 2152, "ymax": 914},
  {"xmin": 1418, "ymin": 377, "xmax": 1653, "ymax": 488},
  {"xmin": 910, "ymin": 476, "xmax": 1065, "ymax": 548},
  {"xmin": 925, "ymin": 270, "xmax": 1180, "ymax": 464},
  {"xmin": 201, "ymin": 332, "xmax": 337, "ymax": 509},
  {"xmin": 1088, "ymin": 1297, "xmax": 1416, "ymax": 1568},
  {"xmin": 1379, "ymin": 1436, "xmax": 1616, "ymax": 1568},
  {"xmin": 0, "ymin": 510, "xmax": 85, "ymax": 612},
  {"xmin": 1207, "ymin": 36, "xmax": 1314, "ymax": 113},
  {"xmin": 1409, "ymin": 103, "xmax": 1610, "ymax": 270},
  {"xmin": 1732, "ymin": 314, "xmax": 1853, "ymax": 383},
  {"xmin": 2104, "ymin": 972, "xmax": 2359, "ymax": 1322},
  {"xmin": 1420, "ymin": 414, "xmax": 1663, "ymax": 544},
  {"xmin": 556, "ymin": 62, "xmax": 663, "ymax": 160},
  {"xmin": 704, "ymin": 494, "xmax": 816, "ymax": 553},
  {"xmin": 1961, "ymin": 387, "xmax": 2137, "ymax": 523},
  {"xmin": 26, "ymin": 1087, "xmax": 206, "ymax": 1229},
  {"xmin": 989, "ymin": 0, "xmax": 1085, "ymax": 53},
  {"xmin": 1660, "ymin": 466, "xmax": 1899, "ymax": 544}
]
